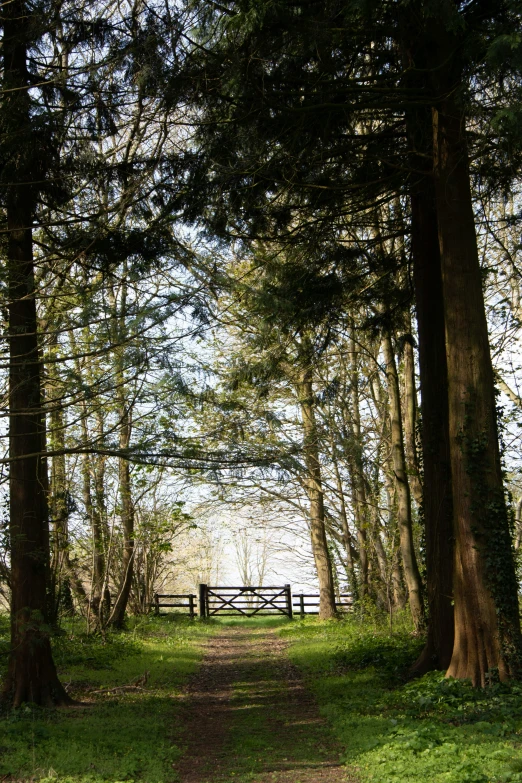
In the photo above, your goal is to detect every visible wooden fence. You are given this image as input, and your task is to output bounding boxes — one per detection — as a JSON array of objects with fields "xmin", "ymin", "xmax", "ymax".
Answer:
[
  {"xmin": 199, "ymin": 584, "xmax": 293, "ymax": 618},
  {"xmin": 292, "ymin": 593, "xmax": 353, "ymax": 618},
  {"xmin": 153, "ymin": 593, "xmax": 197, "ymax": 618},
  {"xmin": 151, "ymin": 588, "xmax": 352, "ymax": 619}
]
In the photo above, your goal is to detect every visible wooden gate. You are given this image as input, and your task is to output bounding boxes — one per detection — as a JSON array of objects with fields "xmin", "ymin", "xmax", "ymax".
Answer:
[{"xmin": 198, "ymin": 584, "xmax": 292, "ymax": 618}]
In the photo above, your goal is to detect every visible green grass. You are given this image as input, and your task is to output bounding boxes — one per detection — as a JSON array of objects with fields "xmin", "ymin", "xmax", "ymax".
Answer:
[
  {"xmin": 5, "ymin": 610, "xmax": 522, "ymax": 783},
  {"xmin": 282, "ymin": 613, "xmax": 522, "ymax": 783},
  {"xmin": 211, "ymin": 615, "xmax": 292, "ymax": 629},
  {"xmin": 0, "ymin": 614, "xmax": 215, "ymax": 783}
]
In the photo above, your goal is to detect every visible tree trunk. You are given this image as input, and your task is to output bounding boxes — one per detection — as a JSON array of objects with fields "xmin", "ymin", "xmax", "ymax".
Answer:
[
  {"xmin": 49, "ymin": 394, "xmax": 87, "ymax": 616},
  {"xmin": 107, "ymin": 321, "xmax": 135, "ymax": 627},
  {"xmin": 50, "ymin": 401, "xmax": 68, "ymax": 606},
  {"xmin": 93, "ymin": 411, "xmax": 111, "ymax": 620},
  {"xmin": 372, "ymin": 515, "xmax": 389, "ymax": 599},
  {"xmin": 515, "ymin": 497, "xmax": 522, "ymax": 552},
  {"xmin": 433, "ymin": 94, "xmax": 522, "ymax": 684},
  {"xmin": 2, "ymin": 0, "xmax": 70, "ymax": 707},
  {"xmin": 381, "ymin": 467, "xmax": 407, "ymax": 609},
  {"xmin": 348, "ymin": 327, "xmax": 369, "ymax": 594},
  {"xmin": 407, "ymin": 108, "xmax": 455, "ymax": 674},
  {"xmin": 382, "ymin": 330, "xmax": 425, "ymax": 631},
  {"xmin": 297, "ymin": 369, "xmax": 337, "ymax": 619},
  {"xmin": 331, "ymin": 445, "xmax": 359, "ymax": 601},
  {"xmin": 82, "ymin": 453, "xmax": 106, "ymax": 617},
  {"xmin": 401, "ymin": 329, "xmax": 423, "ymax": 508}
]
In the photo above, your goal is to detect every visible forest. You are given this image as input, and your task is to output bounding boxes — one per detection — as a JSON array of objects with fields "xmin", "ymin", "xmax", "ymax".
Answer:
[{"xmin": 1, "ymin": 0, "xmax": 522, "ymax": 781}]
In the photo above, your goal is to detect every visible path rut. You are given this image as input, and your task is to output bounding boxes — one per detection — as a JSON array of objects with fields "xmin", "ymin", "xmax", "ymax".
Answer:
[{"xmin": 174, "ymin": 625, "xmax": 353, "ymax": 783}]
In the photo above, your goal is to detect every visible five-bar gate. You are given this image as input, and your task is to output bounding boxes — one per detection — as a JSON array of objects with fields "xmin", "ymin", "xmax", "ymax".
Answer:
[{"xmin": 198, "ymin": 584, "xmax": 292, "ymax": 618}]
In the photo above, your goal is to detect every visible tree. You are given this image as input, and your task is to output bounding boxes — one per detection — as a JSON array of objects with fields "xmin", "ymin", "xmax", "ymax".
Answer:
[
  {"xmin": 381, "ymin": 328, "xmax": 424, "ymax": 632},
  {"xmin": 1, "ymin": 0, "xmax": 198, "ymax": 701},
  {"xmin": 1, "ymin": 0, "xmax": 71, "ymax": 707},
  {"xmin": 426, "ymin": 2, "xmax": 521, "ymax": 684}
]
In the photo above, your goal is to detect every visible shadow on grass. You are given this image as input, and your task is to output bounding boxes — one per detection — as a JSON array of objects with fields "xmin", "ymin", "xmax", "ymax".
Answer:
[
  {"xmin": 0, "ymin": 614, "xmax": 215, "ymax": 783},
  {"xmin": 284, "ymin": 615, "xmax": 522, "ymax": 783}
]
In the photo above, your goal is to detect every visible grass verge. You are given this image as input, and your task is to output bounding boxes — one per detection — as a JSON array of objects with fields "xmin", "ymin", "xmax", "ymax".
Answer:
[
  {"xmin": 282, "ymin": 612, "xmax": 522, "ymax": 783},
  {"xmin": 0, "ymin": 614, "xmax": 215, "ymax": 783}
]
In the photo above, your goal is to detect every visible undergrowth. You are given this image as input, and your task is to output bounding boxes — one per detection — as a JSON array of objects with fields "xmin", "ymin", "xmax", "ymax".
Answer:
[
  {"xmin": 0, "ymin": 613, "xmax": 214, "ymax": 783},
  {"xmin": 282, "ymin": 612, "xmax": 522, "ymax": 783}
]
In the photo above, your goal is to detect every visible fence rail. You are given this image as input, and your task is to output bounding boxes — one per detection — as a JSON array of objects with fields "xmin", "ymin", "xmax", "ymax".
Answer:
[
  {"xmin": 151, "ymin": 587, "xmax": 353, "ymax": 619},
  {"xmin": 292, "ymin": 593, "xmax": 353, "ymax": 617},
  {"xmin": 153, "ymin": 593, "xmax": 196, "ymax": 618}
]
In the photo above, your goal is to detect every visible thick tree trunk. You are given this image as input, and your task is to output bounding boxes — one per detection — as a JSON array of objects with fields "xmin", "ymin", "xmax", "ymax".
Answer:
[
  {"xmin": 2, "ymin": 0, "xmax": 70, "ymax": 707},
  {"xmin": 382, "ymin": 330, "xmax": 425, "ymax": 631},
  {"xmin": 399, "ymin": 7, "xmax": 455, "ymax": 674},
  {"xmin": 408, "ymin": 117, "xmax": 455, "ymax": 674},
  {"xmin": 433, "ymin": 96, "xmax": 522, "ymax": 684},
  {"xmin": 297, "ymin": 369, "xmax": 337, "ymax": 619}
]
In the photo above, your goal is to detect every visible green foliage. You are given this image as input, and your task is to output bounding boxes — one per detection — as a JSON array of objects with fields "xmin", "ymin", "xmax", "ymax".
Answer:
[
  {"xmin": 0, "ymin": 615, "xmax": 214, "ymax": 782},
  {"xmin": 51, "ymin": 630, "xmax": 141, "ymax": 670},
  {"xmin": 283, "ymin": 615, "xmax": 522, "ymax": 783}
]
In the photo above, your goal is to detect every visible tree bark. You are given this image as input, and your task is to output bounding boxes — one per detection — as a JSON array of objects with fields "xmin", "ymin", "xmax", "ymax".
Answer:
[
  {"xmin": 382, "ymin": 330, "xmax": 425, "ymax": 631},
  {"xmin": 407, "ymin": 109, "xmax": 455, "ymax": 674},
  {"xmin": 49, "ymin": 393, "xmax": 87, "ymax": 616},
  {"xmin": 297, "ymin": 368, "xmax": 337, "ymax": 619},
  {"xmin": 2, "ymin": 0, "xmax": 70, "ymax": 706},
  {"xmin": 433, "ymin": 94, "xmax": 522, "ymax": 684},
  {"xmin": 331, "ymin": 445, "xmax": 359, "ymax": 601},
  {"xmin": 79, "ymin": 403, "xmax": 107, "ymax": 624},
  {"xmin": 401, "ymin": 329, "xmax": 423, "ymax": 509},
  {"xmin": 348, "ymin": 327, "xmax": 369, "ymax": 594},
  {"xmin": 107, "ymin": 277, "xmax": 135, "ymax": 628}
]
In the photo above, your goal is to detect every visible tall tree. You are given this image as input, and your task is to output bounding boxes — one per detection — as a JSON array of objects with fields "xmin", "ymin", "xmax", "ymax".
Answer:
[
  {"xmin": 427, "ymin": 2, "xmax": 521, "ymax": 684},
  {"xmin": 2, "ymin": 0, "xmax": 71, "ymax": 706},
  {"xmin": 296, "ymin": 360, "xmax": 337, "ymax": 618},
  {"xmin": 382, "ymin": 329, "xmax": 425, "ymax": 632}
]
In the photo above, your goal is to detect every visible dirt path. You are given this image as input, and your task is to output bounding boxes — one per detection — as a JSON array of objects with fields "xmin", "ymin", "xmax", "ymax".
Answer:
[{"xmin": 174, "ymin": 625, "xmax": 353, "ymax": 783}]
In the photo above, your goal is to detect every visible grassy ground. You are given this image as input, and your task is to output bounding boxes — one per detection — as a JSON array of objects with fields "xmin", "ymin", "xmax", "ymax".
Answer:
[
  {"xmin": 0, "ymin": 613, "xmax": 215, "ymax": 783},
  {"xmin": 282, "ymin": 612, "xmax": 522, "ymax": 783},
  {"xmin": 3, "ymin": 612, "xmax": 522, "ymax": 783}
]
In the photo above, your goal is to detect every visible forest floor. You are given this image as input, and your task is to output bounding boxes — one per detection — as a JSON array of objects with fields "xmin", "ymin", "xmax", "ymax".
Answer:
[{"xmin": 2, "ymin": 612, "xmax": 522, "ymax": 782}]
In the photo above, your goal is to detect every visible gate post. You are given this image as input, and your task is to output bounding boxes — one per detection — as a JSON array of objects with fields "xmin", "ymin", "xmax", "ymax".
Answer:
[
  {"xmin": 154, "ymin": 593, "xmax": 160, "ymax": 616},
  {"xmin": 285, "ymin": 584, "xmax": 293, "ymax": 619},
  {"xmin": 188, "ymin": 594, "xmax": 195, "ymax": 619},
  {"xmin": 198, "ymin": 584, "xmax": 207, "ymax": 618},
  {"xmin": 299, "ymin": 593, "xmax": 305, "ymax": 619}
]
